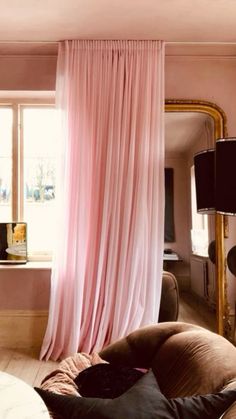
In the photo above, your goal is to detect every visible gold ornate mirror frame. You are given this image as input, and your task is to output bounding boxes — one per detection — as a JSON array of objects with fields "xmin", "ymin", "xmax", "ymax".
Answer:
[{"xmin": 165, "ymin": 99, "xmax": 229, "ymax": 339}]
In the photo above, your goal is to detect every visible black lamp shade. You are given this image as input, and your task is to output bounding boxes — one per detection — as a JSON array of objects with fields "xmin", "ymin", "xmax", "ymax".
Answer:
[
  {"xmin": 208, "ymin": 240, "xmax": 216, "ymax": 265},
  {"xmin": 227, "ymin": 246, "xmax": 236, "ymax": 275},
  {"xmin": 194, "ymin": 149, "xmax": 215, "ymax": 214},
  {"xmin": 216, "ymin": 138, "xmax": 236, "ymax": 215}
]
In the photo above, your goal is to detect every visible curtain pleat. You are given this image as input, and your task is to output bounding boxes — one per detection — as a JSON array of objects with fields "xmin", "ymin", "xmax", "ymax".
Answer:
[{"xmin": 40, "ymin": 40, "xmax": 165, "ymax": 361}]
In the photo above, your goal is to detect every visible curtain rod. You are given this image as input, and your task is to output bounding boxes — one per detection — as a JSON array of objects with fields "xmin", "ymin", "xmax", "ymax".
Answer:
[{"xmin": 1, "ymin": 41, "xmax": 236, "ymax": 46}]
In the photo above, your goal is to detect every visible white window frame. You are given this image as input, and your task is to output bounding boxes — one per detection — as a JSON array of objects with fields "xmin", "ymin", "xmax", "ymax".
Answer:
[{"xmin": 0, "ymin": 93, "xmax": 55, "ymax": 261}]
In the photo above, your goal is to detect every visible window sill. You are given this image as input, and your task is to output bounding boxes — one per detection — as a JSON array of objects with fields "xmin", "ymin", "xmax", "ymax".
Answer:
[
  {"xmin": 0, "ymin": 261, "xmax": 52, "ymax": 270},
  {"xmin": 191, "ymin": 253, "xmax": 208, "ymax": 259}
]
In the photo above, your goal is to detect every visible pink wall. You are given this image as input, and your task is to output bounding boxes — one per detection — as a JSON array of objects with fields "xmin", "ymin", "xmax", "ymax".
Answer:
[
  {"xmin": 0, "ymin": 50, "xmax": 235, "ymax": 311},
  {"xmin": 0, "ymin": 267, "xmax": 50, "ymax": 310},
  {"xmin": 0, "ymin": 55, "xmax": 56, "ymax": 90},
  {"xmin": 165, "ymin": 56, "xmax": 236, "ymax": 137}
]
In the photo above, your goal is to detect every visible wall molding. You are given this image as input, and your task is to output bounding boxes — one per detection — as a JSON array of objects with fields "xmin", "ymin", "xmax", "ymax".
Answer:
[
  {"xmin": 0, "ymin": 310, "xmax": 48, "ymax": 349},
  {"xmin": 166, "ymin": 55, "xmax": 236, "ymax": 61}
]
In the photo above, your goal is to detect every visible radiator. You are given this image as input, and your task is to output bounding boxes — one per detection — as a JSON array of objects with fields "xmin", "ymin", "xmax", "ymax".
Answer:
[{"xmin": 190, "ymin": 256, "xmax": 208, "ymax": 299}]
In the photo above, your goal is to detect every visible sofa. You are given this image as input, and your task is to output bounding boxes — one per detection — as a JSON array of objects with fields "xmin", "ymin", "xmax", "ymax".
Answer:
[
  {"xmin": 38, "ymin": 322, "xmax": 236, "ymax": 418},
  {"xmin": 100, "ymin": 322, "xmax": 236, "ymax": 418},
  {"xmin": 159, "ymin": 270, "xmax": 179, "ymax": 322}
]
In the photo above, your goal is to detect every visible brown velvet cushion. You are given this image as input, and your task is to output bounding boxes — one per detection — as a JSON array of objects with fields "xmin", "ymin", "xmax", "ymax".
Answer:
[
  {"xmin": 99, "ymin": 322, "xmax": 236, "ymax": 417},
  {"xmin": 38, "ymin": 322, "xmax": 236, "ymax": 418}
]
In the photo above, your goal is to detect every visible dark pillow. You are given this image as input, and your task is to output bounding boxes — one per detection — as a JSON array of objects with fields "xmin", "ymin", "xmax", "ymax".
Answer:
[
  {"xmin": 35, "ymin": 370, "xmax": 236, "ymax": 419},
  {"xmin": 74, "ymin": 363, "xmax": 145, "ymax": 398}
]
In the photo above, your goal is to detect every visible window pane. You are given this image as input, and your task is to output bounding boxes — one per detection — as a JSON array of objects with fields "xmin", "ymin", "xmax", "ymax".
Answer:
[
  {"xmin": 23, "ymin": 107, "xmax": 58, "ymax": 255},
  {"xmin": 0, "ymin": 108, "xmax": 12, "ymax": 221}
]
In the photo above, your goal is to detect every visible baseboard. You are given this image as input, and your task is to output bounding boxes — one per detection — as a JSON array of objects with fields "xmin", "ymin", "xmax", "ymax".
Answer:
[{"xmin": 0, "ymin": 310, "xmax": 48, "ymax": 349}]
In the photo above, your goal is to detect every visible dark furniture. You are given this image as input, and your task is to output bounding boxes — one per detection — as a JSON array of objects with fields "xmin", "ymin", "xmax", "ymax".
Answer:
[{"xmin": 159, "ymin": 271, "xmax": 179, "ymax": 322}]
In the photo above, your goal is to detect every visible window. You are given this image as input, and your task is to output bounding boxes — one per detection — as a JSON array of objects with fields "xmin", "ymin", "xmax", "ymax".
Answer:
[
  {"xmin": 0, "ymin": 99, "xmax": 58, "ymax": 260},
  {"xmin": 190, "ymin": 165, "xmax": 209, "ymax": 256},
  {"xmin": 0, "ymin": 107, "xmax": 13, "ymax": 221}
]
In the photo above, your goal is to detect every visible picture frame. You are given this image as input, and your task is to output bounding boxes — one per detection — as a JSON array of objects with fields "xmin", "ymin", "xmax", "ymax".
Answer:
[{"xmin": 0, "ymin": 222, "xmax": 27, "ymax": 264}]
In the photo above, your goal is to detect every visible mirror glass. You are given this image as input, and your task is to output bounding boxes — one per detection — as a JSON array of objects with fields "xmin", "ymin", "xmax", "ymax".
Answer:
[{"xmin": 164, "ymin": 101, "xmax": 227, "ymax": 336}]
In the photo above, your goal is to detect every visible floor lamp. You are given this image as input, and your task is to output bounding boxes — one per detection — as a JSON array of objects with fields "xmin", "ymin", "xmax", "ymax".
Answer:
[
  {"xmin": 216, "ymin": 138, "xmax": 236, "ymax": 273},
  {"xmin": 216, "ymin": 138, "xmax": 236, "ymax": 340},
  {"xmin": 194, "ymin": 144, "xmax": 226, "ymax": 336}
]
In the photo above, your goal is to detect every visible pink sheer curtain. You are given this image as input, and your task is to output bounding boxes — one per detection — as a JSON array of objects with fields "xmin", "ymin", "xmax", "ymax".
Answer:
[{"xmin": 40, "ymin": 40, "xmax": 165, "ymax": 361}]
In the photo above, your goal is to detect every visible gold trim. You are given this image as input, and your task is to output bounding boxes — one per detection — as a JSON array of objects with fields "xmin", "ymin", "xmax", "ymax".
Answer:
[
  {"xmin": 165, "ymin": 99, "xmax": 229, "ymax": 339},
  {"xmin": 0, "ymin": 309, "xmax": 48, "ymax": 317}
]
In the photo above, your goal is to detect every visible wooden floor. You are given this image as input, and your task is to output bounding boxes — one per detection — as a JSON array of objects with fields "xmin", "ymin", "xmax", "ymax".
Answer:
[
  {"xmin": 0, "ymin": 292, "xmax": 216, "ymax": 387},
  {"xmin": 178, "ymin": 290, "xmax": 216, "ymax": 332},
  {"xmin": 0, "ymin": 348, "xmax": 59, "ymax": 387}
]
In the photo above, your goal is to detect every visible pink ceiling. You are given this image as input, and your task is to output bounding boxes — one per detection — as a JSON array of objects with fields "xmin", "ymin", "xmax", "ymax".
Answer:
[{"xmin": 0, "ymin": 0, "xmax": 236, "ymax": 43}]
